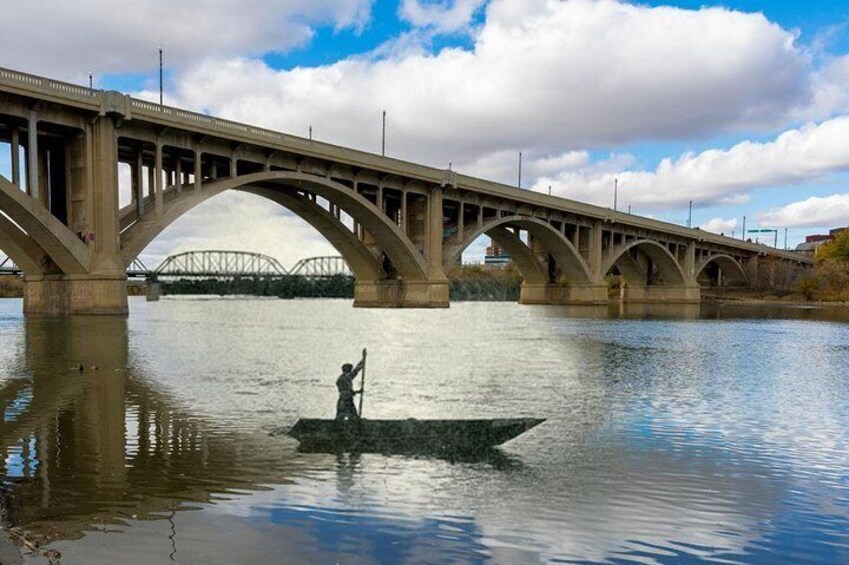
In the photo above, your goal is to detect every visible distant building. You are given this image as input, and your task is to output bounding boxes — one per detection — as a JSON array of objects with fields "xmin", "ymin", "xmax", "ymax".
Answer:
[
  {"xmin": 795, "ymin": 227, "xmax": 847, "ymax": 257},
  {"xmin": 484, "ymin": 239, "xmax": 510, "ymax": 267}
]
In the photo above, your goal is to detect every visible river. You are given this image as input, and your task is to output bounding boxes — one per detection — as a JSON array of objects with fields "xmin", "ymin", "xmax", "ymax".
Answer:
[{"xmin": 1, "ymin": 297, "xmax": 848, "ymax": 564}]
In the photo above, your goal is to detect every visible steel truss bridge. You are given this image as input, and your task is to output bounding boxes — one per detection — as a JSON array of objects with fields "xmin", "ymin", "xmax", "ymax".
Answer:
[
  {"xmin": 150, "ymin": 250, "xmax": 351, "ymax": 279},
  {"xmin": 0, "ymin": 255, "xmax": 20, "ymax": 275},
  {"xmin": 3, "ymin": 251, "xmax": 352, "ymax": 279}
]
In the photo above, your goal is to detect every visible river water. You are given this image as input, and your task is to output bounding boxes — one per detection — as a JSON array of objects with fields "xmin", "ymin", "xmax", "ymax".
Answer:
[{"xmin": 1, "ymin": 297, "xmax": 848, "ymax": 564}]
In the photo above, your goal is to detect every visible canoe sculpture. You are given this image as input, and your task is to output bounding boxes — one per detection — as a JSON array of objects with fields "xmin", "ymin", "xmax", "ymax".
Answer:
[{"xmin": 288, "ymin": 417, "xmax": 545, "ymax": 453}]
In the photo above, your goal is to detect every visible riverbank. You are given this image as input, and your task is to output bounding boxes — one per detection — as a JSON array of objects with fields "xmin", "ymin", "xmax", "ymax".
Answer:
[
  {"xmin": 0, "ymin": 277, "xmax": 22, "ymax": 298},
  {"xmin": 701, "ymin": 287, "xmax": 849, "ymax": 308}
]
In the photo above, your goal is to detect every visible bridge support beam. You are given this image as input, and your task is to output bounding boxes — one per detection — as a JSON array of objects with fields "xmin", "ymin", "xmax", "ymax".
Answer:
[
  {"xmin": 23, "ymin": 274, "xmax": 128, "ymax": 316},
  {"xmin": 620, "ymin": 285, "xmax": 700, "ymax": 304},
  {"xmin": 519, "ymin": 282, "xmax": 609, "ymax": 305},
  {"xmin": 353, "ymin": 279, "xmax": 449, "ymax": 308}
]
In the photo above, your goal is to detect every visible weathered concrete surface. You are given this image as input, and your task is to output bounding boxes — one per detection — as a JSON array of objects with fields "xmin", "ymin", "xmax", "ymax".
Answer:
[
  {"xmin": 23, "ymin": 275, "xmax": 128, "ymax": 316},
  {"xmin": 354, "ymin": 280, "xmax": 449, "ymax": 308},
  {"xmin": 519, "ymin": 283, "xmax": 609, "ymax": 305}
]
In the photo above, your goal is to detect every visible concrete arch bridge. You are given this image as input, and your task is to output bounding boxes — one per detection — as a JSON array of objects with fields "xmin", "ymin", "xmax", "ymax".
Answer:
[{"xmin": 0, "ymin": 66, "xmax": 811, "ymax": 315}]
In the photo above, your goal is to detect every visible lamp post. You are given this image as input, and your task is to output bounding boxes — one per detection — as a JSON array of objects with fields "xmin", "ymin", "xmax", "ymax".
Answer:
[
  {"xmin": 613, "ymin": 178, "xmax": 618, "ymax": 211},
  {"xmin": 381, "ymin": 110, "xmax": 386, "ymax": 156},
  {"xmin": 158, "ymin": 45, "xmax": 164, "ymax": 106},
  {"xmin": 518, "ymin": 152, "xmax": 523, "ymax": 188}
]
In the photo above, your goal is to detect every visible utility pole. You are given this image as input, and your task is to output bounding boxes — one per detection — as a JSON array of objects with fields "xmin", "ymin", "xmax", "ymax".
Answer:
[
  {"xmin": 784, "ymin": 228, "xmax": 788, "ymax": 250},
  {"xmin": 548, "ymin": 185, "xmax": 551, "ymax": 196},
  {"xmin": 518, "ymin": 152, "xmax": 523, "ymax": 188},
  {"xmin": 381, "ymin": 110, "xmax": 386, "ymax": 156},
  {"xmin": 613, "ymin": 178, "xmax": 618, "ymax": 211},
  {"xmin": 687, "ymin": 200, "xmax": 693, "ymax": 228},
  {"xmin": 742, "ymin": 216, "xmax": 746, "ymax": 240},
  {"xmin": 309, "ymin": 125, "xmax": 312, "ymax": 140},
  {"xmin": 158, "ymin": 45, "xmax": 164, "ymax": 106}
]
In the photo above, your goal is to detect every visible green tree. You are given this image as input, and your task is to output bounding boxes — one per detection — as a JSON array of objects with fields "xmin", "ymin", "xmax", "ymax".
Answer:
[{"xmin": 816, "ymin": 230, "xmax": 849, "ymax": 263}]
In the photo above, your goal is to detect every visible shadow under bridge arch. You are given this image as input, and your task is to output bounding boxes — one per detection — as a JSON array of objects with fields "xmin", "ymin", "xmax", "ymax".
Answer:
[
  {"xmin": 695, "ymin": 254, "xmax": 748, "ymax": 286},
  {"xmin": 120, "ymin": 171, "xmax": 429, "ymax": 284},
  {"xmin": 446, "ymin": 216, "xmax": 595, "ymax": 285},
  {"xmin": 602, "ymin": 239, "xmax": 688, "ymax": 286}
]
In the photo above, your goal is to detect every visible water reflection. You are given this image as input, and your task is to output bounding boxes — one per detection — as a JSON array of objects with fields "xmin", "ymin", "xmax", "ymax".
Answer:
[
  {"xmin": 0, "ymin": 298, "xmax": 847, "ymax": 564},
  {"xmin": 0, "ymin": 316, "xmax": 297, "ymax": 545}
]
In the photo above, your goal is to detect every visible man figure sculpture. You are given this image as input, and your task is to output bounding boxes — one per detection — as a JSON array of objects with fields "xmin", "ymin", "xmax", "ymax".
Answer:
[{"xmin": 336, "ymin": 356, "xmax": 365, "ymax": 421}]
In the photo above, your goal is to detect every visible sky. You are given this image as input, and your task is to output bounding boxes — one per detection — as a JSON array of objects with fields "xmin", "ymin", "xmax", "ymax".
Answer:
[{"xmin": 1, "ymin": 0, "xmax": 849, "ymax": 268}]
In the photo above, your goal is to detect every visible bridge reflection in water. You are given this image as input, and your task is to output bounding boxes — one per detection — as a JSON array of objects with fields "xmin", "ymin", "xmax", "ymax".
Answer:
[
  {"xmin": 0, "ymin": 315, "xmax": 496, "ymax": 563},
  {"xmin": 0, "ymin": 316, "xmax": 299, "ymax": 544}
]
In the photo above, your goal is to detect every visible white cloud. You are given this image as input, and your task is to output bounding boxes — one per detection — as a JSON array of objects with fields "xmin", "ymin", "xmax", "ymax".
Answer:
[
  {"xmin": 399, "ymin": 0, "xmax": 487, "ymax": 32},
  {"xmin": 139, "ymin": 192, "xmax": 336, "ymax": 269},
  {"xmin": 532, "ymin": 116, "xmax": 849, "ymax": 210},
  {"xmin": 758, "ymin": 194, "xmax": 849, "ymax": 228},
  {"xmin": 165, "ymin": 0, "xmax": 812, "ymax": 173},
  {"xmin": 0, "ymin": 0, "xmax": 373, "ymax": 80},
  {"xmin": 701, "ymin": 217, "xmax": 739, "ymax": 235},
  {"xmin": 799, "ymin": 54, "xmax": 849, "ymax": 120}
]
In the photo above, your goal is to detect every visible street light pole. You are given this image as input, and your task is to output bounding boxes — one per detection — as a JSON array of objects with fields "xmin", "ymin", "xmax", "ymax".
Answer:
[
  {"xmin": 381, "ymin": 110, "xmax": 386, "ymax": 156},
  {"xmin": 613, "ymin": 178, "xmax": 618, "ymax": 211},
  {"xmin": 518, "ymin": 152, "xmax": 523, "ymax": 188},
  {"xmin": 158, "ymin": 45, "xmax": 163, "ymax": 106},
  {"xmin": 687, "ymin": 200, "xmax": 693, "ymax": 228}
]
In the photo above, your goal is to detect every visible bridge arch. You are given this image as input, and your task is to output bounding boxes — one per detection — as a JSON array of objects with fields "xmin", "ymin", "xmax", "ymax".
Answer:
[
  {"xmin": 0, "ymin": 212, "xmax": 48, "ymax": 274},
  {"xmin": 695, "ymin": 254, "xmax": 748, "ymax": 286},
  {"xmin": 0, "ymin": 176, "xmax": 89, "ymax": 275},
  {"xmin": 602, "ymin": 239, "xmax": 688, "ymax": 286},
  {"xmin": 120, "ymin": 171, "xmax": 425, "ymax": 282},
  {"xmin": 446, "ymin": 216, "xmax": 595, "ymax": 285}
]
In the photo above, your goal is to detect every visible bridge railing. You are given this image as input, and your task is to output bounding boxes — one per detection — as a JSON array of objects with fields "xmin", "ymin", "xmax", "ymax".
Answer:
[
  {"xmin": 0, "ymin": 67, "xmax": 98, "ymax": 102},
  {"xmin": 129, "ymin": 99, "xmax": 286, "ymax": 143}
]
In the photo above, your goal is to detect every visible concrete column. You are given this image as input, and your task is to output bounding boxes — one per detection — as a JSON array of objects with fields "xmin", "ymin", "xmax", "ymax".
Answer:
[
  {"xmin": 230, "ymin": 156, "xmax": 237, "ymax": 178},
  {"xmin": 457, "ymin": 202, "xmax": 464, "ymax": 243},
  {"xmin": 154, "ymin": 143, "xmax": 164, "ymax": 216},
  {"xmin": 589, "ymin": 222, "xmax": 604, "ymax": 278},
  {"xmin": 194, "ymin": 150, "xmax": 202, "ymax": 191},
  {"xmin": 175, "ymin": 157, "xmax": 182, "ymax": 193},
  {"xmin": 135, "ymin": 150, "xmax": 145, "ymax": 216},
  {"xmin": 27, "ymin": 110, "xmax": 39, "ymax": 199},
  {"xmin": 10, "ymin": 128, "xmax": 21, "ymax": 187},
  {"xmin": 685, "ymin": 241, "xmax": 696, "ymax": 281},
  {"xmin": 377, "ymin": 185, "xmax": 384, "ymax": 214},
  {"xmin": 401, "ymin": 191, "xmax": 407, "ymax": 234},
  {"xmin": 425, "ymin": 186, "xmax": 445, "ymax": 278}
]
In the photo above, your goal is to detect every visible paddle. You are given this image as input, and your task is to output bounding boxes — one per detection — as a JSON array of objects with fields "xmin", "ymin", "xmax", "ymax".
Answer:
[{"xmin": 358, "ymin": 348, "xmax": 367, "ymax": 418}]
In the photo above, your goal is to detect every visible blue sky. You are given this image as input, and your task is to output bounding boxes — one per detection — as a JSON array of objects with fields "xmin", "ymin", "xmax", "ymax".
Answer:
[{"xmin": 2, "ymin": 0, "xmax": 849, "ymax": 264}]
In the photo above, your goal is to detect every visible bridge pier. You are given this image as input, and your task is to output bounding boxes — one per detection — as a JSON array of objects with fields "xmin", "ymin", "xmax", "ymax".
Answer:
[
  {"xmin": 519, "ymin": 282, "xmax": 609, "ymax": 305},
  {"xmin": 619, "ymin": 284, "xmax": 700, "ymax": 304},
  {"xmin": 353, "ymin": 279, "xmax": 449, "ymax": 308},
  {"xmin": 23, "ymin": 274, "xmax": 128, "ymax": 316}
]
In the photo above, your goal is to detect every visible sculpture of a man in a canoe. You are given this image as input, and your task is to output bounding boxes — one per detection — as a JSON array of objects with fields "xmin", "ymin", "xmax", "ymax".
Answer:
[{"xmin": 336, "ymin": 350, "xmax": 366, "ymax": 421}]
